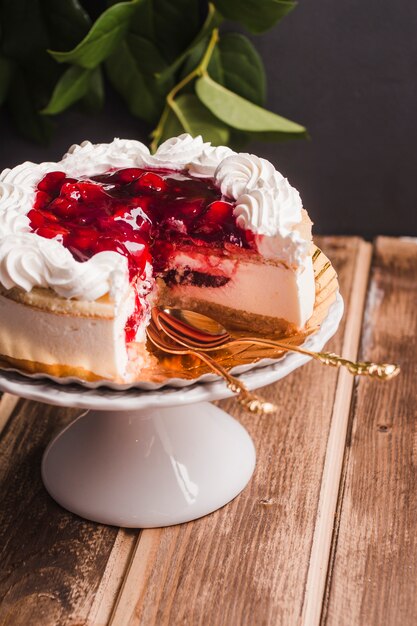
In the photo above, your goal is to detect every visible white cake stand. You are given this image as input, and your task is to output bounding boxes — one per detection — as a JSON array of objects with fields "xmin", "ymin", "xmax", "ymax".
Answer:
[{"xmin": 0, "ymin": 295, "xmax": 343, "ymax": 528}]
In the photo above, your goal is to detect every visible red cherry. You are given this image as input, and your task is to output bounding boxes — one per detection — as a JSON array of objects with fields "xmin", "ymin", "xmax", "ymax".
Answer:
[
  {"xmin": 40, "ymin": 210, "xmax": 59, "ymax": 223},
  {"xmin": 96, "ymin": 215, "xmax": 115, "ymax": 231},
  {"xmin": 49, "ymin": 197, "xmax": 79, "ymax": 218},
  {"xmin": 28, "ymin": 209, "xmax": 45, "ymax": 228},
  {"xmin": 69, "ymin": 227, "xmax": 99, "ymax": 250},
  {"xmin": 37, "ymin": 171, "xmax": 66, "ymax": 195},
  {"xmin": 94, "ymin": 237, "xmax": 128, "ymax": 257},
  {"xmin": 172, "ymin": 199, "xmax": 205, "ymax": 223},
  {"xmin": 203, "ymin": 200, "xmax": 233, "ymax": 224},
  {"xmin": 114, "ymin": 168, "xmax": 143, "ymax": 184},
  {"xmin": 33, "ymin": 191, "xmax": 51, "ymax": 210},
  {"xmin": 78, "ymin": 213, "xmax": 96, "ymax": 226},
  {"xmin": 78, "ymin": 181, "xmax": 108, "ymax": 204},
  {"xmin": 60, "ymin": 182, "xmax": 81, "ymax": 201},
  {"xmin": 36, "ymin": 224, "xmax": 70, "ymax": 239},
  {"xmin": 132, "ymin": 172, "xmax": 166, "ymax": 193}
]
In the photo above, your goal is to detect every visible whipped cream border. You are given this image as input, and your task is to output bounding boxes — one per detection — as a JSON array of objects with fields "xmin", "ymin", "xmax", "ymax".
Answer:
[{"xmin": 0, "ymin": 134, "xmax": 310, "ymax": 301}]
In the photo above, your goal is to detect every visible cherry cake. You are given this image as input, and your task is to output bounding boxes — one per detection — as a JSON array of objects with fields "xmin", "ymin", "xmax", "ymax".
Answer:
[{"xmin": 0, "ymin": 135, "xmax": 315, "ymax": 382}]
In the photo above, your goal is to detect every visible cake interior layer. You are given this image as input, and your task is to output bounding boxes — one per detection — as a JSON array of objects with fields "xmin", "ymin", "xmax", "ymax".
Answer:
[
  {"xmin": 0, "ymin": 288, "xmax": 141, "ymax": 381},
  {"xmin": 159, "ymin": 250, "xmax": 315, "ymax": 332}
]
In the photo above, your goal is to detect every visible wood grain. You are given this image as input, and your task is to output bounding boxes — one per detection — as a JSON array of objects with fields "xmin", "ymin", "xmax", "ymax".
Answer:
[
  {"xmin": 324, "ymin": 237, "xmax": 417, "ymax": 626},
  {"xmin": 302, "ymin": 240, "xmax": 372, "ymax": 626},
  {"xmin": 0, "ymin": 400, "xmax": 137, "ymax": 626},
  {"xmin": 107, "ymin": 237, "xmax": 368, "ymax": 626}
]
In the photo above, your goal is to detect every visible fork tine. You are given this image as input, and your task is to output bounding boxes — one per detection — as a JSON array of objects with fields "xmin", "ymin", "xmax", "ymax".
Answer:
[{"xmin": 158, "ymin": 309, "xmax": 229, "ymax": 346}]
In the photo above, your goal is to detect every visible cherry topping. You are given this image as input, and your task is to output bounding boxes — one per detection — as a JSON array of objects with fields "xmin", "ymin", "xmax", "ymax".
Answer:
[
  {"xmin": 30, "ymin": 166, "xmax": 253, "ymax": 343},
  {"xmin": 37, "ymin": 224, "xmax": 70, "ymax": 239},
  {"xmin": 132, "ymin": 172, "xmax": 166, "ymax": 193},
  {"xmin": 37, "ymin": 171, "xmax": 66, "ymax": 195}
]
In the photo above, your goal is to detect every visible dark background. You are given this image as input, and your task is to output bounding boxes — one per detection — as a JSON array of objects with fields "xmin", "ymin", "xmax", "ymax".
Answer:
[{"xmin": 1, "ymin": 0, "xmax": 416, "ymax": 238}]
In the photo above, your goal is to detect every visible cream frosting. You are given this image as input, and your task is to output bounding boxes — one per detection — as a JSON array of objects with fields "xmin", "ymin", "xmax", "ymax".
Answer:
[
  {"xmin": 0, "ymin": 134, "xmax": 311, "ymax": 299},
  {"xmin": 0, "ymin": 234, "xmax": 128, "ymax": 301},
  {"xmin": 188, "ymin": 145, "xmax": 235, "ymax": 178},
  {"xmin": 234, "ymin": 182, "xmax": 305, "ymax": 266},
  {"xmin": 61, "ymin": 139, "xmax": 150, "ymax": 177},
  {"xmin": 233, "ymin": 180, "xmax": 302, "ymax": 236},
  {"xmin": 214, "ymin": 153, "xmax": 283, "ymax": 198},
  {"xmin": 0, "ymin": 184, "xmax": 32, "ymax": 236},
  {"xmin": 139, "ymin": 133, "xmax": 210, "ymax": 169}
]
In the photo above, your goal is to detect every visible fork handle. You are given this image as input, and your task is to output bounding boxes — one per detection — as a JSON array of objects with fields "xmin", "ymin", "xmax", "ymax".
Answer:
[
  {"xmin": 239, "ymin": 339, "xmax": 400, "ymax": 381},
  {"xmin": 193, "ymin": 349, "xmax": 276, "ymax": 415}
]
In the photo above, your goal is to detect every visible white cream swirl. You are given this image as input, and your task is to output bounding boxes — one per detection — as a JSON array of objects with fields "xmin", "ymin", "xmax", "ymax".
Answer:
[
  {"xmin": 214, "ymin": 153, "xmax": 283, "ymax": 198},
  {"xmin": 141, "ymin": 133, "xmax": 210, "ymax": 169},
  {"xmin": 234, "ymin": 180, "xmax": 302, "ymax": 235},
  {"xmin": 234, "ymin": 181, "xmax": 306, "ymax": 264},
  {"xmin": 0, "ymin": 162, "xmax": 58, "ymax": 187},
  {"xmin": 188, "ymin": 145, "xmax": 235, "ymax": 178},
  {"xmin": 60, "ymin": 139, "xmax": 150, "ymax": 177},
  {"xmin": 0, "ymin": 183, "xmax": 32, "ymax": 236},
  {"xmin": 0, "ymin": 234, "xmax": 128, "ymax": 301}
]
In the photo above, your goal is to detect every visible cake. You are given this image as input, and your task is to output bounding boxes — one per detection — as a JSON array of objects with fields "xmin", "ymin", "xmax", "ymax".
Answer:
[{"xmin": 0, "ymin": 134, "xmax": 315, "ymax": 382}]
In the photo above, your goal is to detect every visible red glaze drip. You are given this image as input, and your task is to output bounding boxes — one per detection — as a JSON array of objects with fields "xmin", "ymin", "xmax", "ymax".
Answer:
[{"xmin": 29, "ymin": 168, "xmax": 253, "ymax": 343}]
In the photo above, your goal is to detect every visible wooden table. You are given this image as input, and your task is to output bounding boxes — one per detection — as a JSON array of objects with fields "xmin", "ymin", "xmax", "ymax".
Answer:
[{"xmin": 0, "ymin": 236, "xmax": 415, "ymax": 626}]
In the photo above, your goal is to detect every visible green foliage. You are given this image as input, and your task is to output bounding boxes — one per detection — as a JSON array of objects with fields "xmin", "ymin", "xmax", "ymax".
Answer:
[
  {"xmin": 41, "ymin": 66, "xmax": 94, "ymax": 114},
  {"xmin": 196, "ymin": 75, "xmax": 306, "ymax": 135},
  {"xmin": 165, "ymin": 93, "xmax": 230, "ymax": 145},
  {"xmin": 0, "ymin": 0, "xmax": 307, "ymax": 149},
  {"xmin": 49, "ymin": 0, "xmax": 141, "ymax": 68},
  {"xmin": 212, "ymin": 0, "xmax": 296, "ymax": 34}
]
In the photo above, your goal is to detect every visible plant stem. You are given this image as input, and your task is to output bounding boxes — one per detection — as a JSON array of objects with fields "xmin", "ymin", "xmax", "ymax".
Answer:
[{"xmin": 150, "ymin": 28, "xmax": 219, "ymax": 152}]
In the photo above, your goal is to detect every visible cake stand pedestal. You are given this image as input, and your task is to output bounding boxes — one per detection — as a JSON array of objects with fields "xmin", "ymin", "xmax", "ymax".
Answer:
[
  {"xmin": 42, "ymin": 402, "xmax": 255, "ymax": 528},
  {"xmin": 0, "ymin": 293, "xmax": 343, "ymax": 528}
]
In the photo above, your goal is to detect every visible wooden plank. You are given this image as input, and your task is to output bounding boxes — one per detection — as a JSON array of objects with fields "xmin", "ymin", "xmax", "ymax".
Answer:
[
  {"xmin": 0, "ymin": 400, "xmax": 137, "ymax": 626},
  {"xmin": 302, "ymin": 241, "xmax": 372, "ymax": 626},
  {"xmin": 0, "ymin": 394, "xmax": 19, "ymax": 436},
  {"xmin": 324, "ymin": 237, "xmax": 417, "ymax": 626},
  {"xmin": 108, "ymin": 236, "xmax": 369, "ymax": 626}
]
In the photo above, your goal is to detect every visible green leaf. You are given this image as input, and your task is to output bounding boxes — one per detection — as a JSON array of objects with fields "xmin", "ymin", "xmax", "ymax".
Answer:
[
  {"xmin": 169, "ymin": 93, "xmax": 230, "ymax": 146},
  {"xmin": 49, "ymin": 0, "xmax": 141, "ymax": 69},
  {"xmin": 81, "ymin": 67, "xmax": 105, "ymax": 112},
  {"xmin": 196, "ymin": 75, "xmax": 306, "ymax": 137},
  {"xmin": 215, "ymin": 33, "xmax": 266, "ymax": 106},
  {"xmin": 0, "ymin": 56, "xmax": 13, "ymax": 105},
  {"xmin": 106, "ymin": 39, "xmax": 159, "ymax": 123},
  {"xmin": 152, "ymin": 0, "xmax": 200, "ymax": 62},
  {"xmin": 124, "ymin": 0, "xmax": 154, "ymax": 39},
  {"xmin": 41, "ymin": 66, "xmax": 93, "ymax": 115},
  {"xmin": 213, "ymin": 0, "xmax": 296, "ymax": 34},
  {"xmin": 8, "ymin": 70, "xmax": 54, "ymax": 143},
  {"xmin": 125, "ymin": 33, "xmax": 168, "ymax": 76},
  {"xmin": 157, "ymin": 4, "xmax": 223, "ymax": 85},
  {"xmin": 158, "ymin": 108, "xmax": 184, "ymax": 144},
  {"xmin": 40, "ymin": 0, "xmax": 91, "ymax": 50},
  {"xmin": 179, "ymin": 36, "xmax": 210, "ymax": 81}
]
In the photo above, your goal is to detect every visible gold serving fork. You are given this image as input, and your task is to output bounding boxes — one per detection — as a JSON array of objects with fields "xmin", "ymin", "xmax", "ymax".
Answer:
[
  {"xmin": 146, "ymin": 314, "xmax": 276, "ymax": 415},
  {"xmin": 154, "ymin": 307, "xmax": 400, "ymax": 381}
]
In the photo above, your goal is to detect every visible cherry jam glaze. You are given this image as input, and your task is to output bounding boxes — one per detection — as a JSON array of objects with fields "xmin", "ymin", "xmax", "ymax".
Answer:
[{"xmin": 29, "ymin": 168, "xmax": 253, "ymax": 343}]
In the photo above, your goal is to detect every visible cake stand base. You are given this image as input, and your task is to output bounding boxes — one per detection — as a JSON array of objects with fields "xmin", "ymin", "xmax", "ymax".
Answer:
[{"xmin": 41, "ymin": 401, "xmax": 256, "ymax": 528}]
